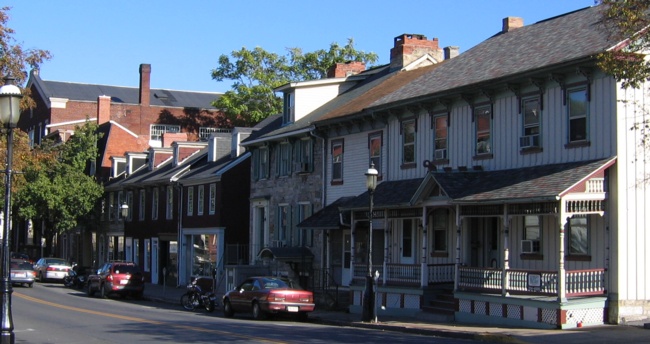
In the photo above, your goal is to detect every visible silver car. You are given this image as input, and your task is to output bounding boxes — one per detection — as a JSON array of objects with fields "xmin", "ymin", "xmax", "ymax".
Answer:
[{"xmin": 33, "ymin": 258, "xmax": 71, "ymax": 282}]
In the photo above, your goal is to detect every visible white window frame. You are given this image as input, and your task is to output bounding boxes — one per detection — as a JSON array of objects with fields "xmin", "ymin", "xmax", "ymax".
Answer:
[
  {"xmin": 369, "ymin": 132, "xmax": 382, "ymax": 175},
  {"xmin": 276, "ymin": 142, "xmax": 292, "ymax": 177},
  {"xmin": 568, "ymin": 215, "xmax": 590, "ymax": 255},
  {"xmin": 433, "ymin": 113, "xmax": 448, "ymax": 160},
  {"xmin": 475, "ymin": 105, "xmax": 492, "ymax": 155},
  {"xmin": 401, "ymin": 118, "xmax": 416, "ymax": 164},
  {"xmin": 209, "ymin": 184, "xmax": 216, "ymax": 215},
  {"xmin": 331, "ymin": 140, "xmax": 343, "ymax": 182},
  {"xmin": 432, "ymin": 209, "xmax": 448, "ymax": 253},
  {"xmin": 523, "ymin": 215, "xmax": 541, "ymax": 253},
  {"xmin": 567, "ymin": 87, "xmax": 588, "ymax": 143},
  {"xmin": 197, "ymin": 185, "xmax": 204, "ymax": 215}
]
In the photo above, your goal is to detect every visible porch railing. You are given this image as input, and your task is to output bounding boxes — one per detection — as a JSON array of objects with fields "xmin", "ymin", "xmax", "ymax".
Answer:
[
  {"xmin": 428, "ymin": 263, "xmax": 455, "ymax": 284},
  {"xmin": 458, "ymin": 267, "xmax": 606, "ymax": 296},
  {"xmin": 386, "ymin": 264, "xmax": 420, "ymax": 285}
]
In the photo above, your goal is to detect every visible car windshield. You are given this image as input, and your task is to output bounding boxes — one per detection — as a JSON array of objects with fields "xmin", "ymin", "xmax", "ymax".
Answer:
[
  {"xmin": 18, "ymin": 262, "xmax": 33, "ymax": 270},
  {"xmin": 260, "ymin": 277, "xmax": 302, "ymax": 290}
]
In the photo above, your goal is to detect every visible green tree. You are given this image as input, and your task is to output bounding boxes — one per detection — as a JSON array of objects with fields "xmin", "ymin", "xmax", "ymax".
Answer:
[
  {"xmin": 15, "ymin": 122, "xmax": 104, "ymax": 252},
  {"xmin": 211, "ymin": 38, "xmax": 378, "ymax": 126}
]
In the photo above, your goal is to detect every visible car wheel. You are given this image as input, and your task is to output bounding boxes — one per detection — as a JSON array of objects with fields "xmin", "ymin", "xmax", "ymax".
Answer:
[
  {"xmin": 100, "ymin": 284, "xmax": 108, "ymax": 299},
  {"xmin": 181, "ymin": 293, "xmax": 194, "ymax": 311},
  {"xmin": 38, "ymin": 272, "xmax": 44, "ymax": 283},
  {"xmin": 223, "ymin": 299, "xmax": 234, "ymax": 318},
  {"xmin": 87, "ymin": 282, "xmax": 95, "ymax": 297},
  {"xmin": 252, "ymin": 302, "xmax": 266, "ymax": 320},
  {"xmin": 27, "ymin": 283, "xmax": 33, "ymax": 288}
]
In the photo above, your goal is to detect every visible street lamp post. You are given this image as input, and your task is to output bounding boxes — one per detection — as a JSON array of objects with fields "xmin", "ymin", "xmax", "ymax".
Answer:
[
  {"xmin": 0, "ymin": 76, "xmax": 23, "ymax": 344},
  {"xmin": 361, "ymin": 163, "xmax": 378, "ymax": 323}
]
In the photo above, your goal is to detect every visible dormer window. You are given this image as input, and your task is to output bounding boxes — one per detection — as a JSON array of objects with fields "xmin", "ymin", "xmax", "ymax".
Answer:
[{"xmin": 283, "ymin": 92, "xmax": 295, "ymax": 124}]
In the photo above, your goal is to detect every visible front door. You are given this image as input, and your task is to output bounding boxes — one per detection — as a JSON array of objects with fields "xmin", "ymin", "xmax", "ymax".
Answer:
[
  {"xmin": 469, "ymin": 218, "xmax": 499, "ymax": 268},
  {"xmin": 151, "ymin": 237, "xmax": 159, "ymax": 284},
  {"xmin": 342, "ymin": 230, "xmax": 351, "ymax": 286},
  {"xmin": 400, "ymin": 219, "xmax": 417, "ymax": 264}
]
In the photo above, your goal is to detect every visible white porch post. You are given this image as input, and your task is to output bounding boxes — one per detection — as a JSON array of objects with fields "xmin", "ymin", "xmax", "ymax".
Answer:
[
  {"xmin": 421, "ymin": 208, "xmax": 428, "ymax": 288},
  {"xmin": 454, "ymin": 205, "xmax": 461, "ymax": 292},
  {"xmin": 558, "ymin": 198, "xmax": 568, "ymax": 303},
  {"xmin": 501, "ymin": 206, "xmax": 510, "ymax": 297},
  {"xmin": 350, "ymin": 215, "xmax": 356, "ymax": 285},
  {"xmin": 382, "ymin": 211, "xmax": 388, "ymax": 286}
]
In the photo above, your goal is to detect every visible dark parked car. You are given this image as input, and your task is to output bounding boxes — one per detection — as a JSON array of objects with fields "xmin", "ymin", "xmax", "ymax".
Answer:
[
  {"xmin": 10, "ymin": 259, "xmax": 35, "ymax": 287},
  {"xmin": 33, "ymin": 257, "xmax": 72, "ymax": 282},
  {"xmin": 222, "ymin": 276, "xmax": 315, "ymax": 320},
  {"xmin": 86, "ymin": 261, "xmax": 145, "ymax": 299}
]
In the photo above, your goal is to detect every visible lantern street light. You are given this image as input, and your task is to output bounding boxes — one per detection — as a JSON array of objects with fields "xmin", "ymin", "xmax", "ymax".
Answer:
[
  {"xmin": 0, "ymin": 76, "xmax": 23, "ymax": 344},
  {"xmin": 361, "ymin": 162, "xmax": 378, "ymax": 323},
  {"xmin": 120, "ymin": 203, "xmax": 129, "ymax": 219}
]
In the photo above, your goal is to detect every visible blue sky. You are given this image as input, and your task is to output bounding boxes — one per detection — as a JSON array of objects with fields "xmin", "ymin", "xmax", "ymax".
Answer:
[{"xmin": 5, "ymin": 1, "xmax": 595, "ymax": 93}]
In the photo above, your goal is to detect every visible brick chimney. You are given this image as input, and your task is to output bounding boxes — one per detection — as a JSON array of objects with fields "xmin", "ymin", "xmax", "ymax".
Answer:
[
  {"xmin": 327, "ymin": 61, "xmax": 366, "ymax": 78},
  {"xmin": 97, "ymin": 95, "xmax": 111, "ymax": 124},
  {"xmin": 502, "ymin": 17, "xmax": 524, "ymax": 33},
  {"xmin": 162, "ymin": 132, "xmax": 187, "ymax": 148},
  {"xmin": 390, "ymin": 34, "xmax": 442, "ymax": 71},
  {"xmin": 139, "ymin": 63, "xmax": 151, "ymax": 107}
]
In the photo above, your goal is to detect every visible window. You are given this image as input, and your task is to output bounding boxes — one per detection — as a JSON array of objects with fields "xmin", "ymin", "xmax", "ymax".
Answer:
[
  {"xmin": 253, "ymin": 146, "xmax": 269, "ymax": 181},
  {"xmin": 139, "ymin": 189, "xmax": 145, "ymax": 221},
  {"xmin": 108, "ymin": 192, "xmax": 115, "ymax": 221},
  {"xmin": 152, "ymin": 188, "xmax": 159, "ymax": 220},
  {"xmin": 369, "ymin": 132, "xmax": 382, "ymax": 175},
  {"xmin": 568, "ymin": 215, "xmax": 589, "ymax": 255},
  {"xmin": 166, "ymin": 186, "xmax": 173, "ymax": 220},
  {"xmin": 475, "ymin": 105, "xmax": 492, "ymax": 155},
  {"xmin": 126, "ymin": 191, "xmax": 133, "ymax": 221},
  {"xmin": 295, "ymin": 138, "xmax": 313, "ymax": 173},
  {"xmin": 523, "ymin": 216, "xmax": 541, "ymax": 253},
  {"xmin": 331, "ymin": 140, "xmax": 343, "ymax": 183},
  {"xmin": 432, "ymin": 209, "xmax": 448, "ymax": 252},
  {"xmin": 187, "ymin": 186, "xmax": 194, "ymax": 216},
  {"xmin": 433, "ymin": 115, "xmax": 448, "ymax": 160},
  {"xmin": 276, "ymin": 142, "xmax": 292, "ymax": 176},
  {"xmin": 283, "ymin": 92, "xmax": 295, "ymax": 124},
  {"xmin": 298, "ymin": 203, "xmax": 313, "ymax": 246},
  {"xmin": 278, "ymin": 205, "xmax": 289, "ymax": 245},
  {"xmin": 197, "ymin": 185, "xmax": 204, "ymax": 215},
  {"xmin": 209, "ymin": 183, "xmax": 216, "ymax": 215},
  {"xmin": 521, "ymin": 97, "xmax": 541, "ymax": 148},
  {"xmin": 150, "ymin": 124, "xmax": 180, "ymax": 141},
  {"xmin": 401, "ymin": 119, "xmax": 416, "ymax": 165},
  {"xmin": 567, "ymin": 87, "xmax": 588, "ymax": 142}
]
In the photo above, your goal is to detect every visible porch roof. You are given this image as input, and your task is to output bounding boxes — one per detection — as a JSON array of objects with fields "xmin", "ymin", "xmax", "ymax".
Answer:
[
  {"xmin": 296, "ymin": 197, "xmax": 355, "ymax": 229},
  {"xmin": 429, "ymin": 157, "xmax": 616, "ymax": 204}
]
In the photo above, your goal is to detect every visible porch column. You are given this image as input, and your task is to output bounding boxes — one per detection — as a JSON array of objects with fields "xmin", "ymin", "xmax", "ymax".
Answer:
[
  {"xmin": 558, "ymin": 199, "xmax": 568, "ymax": 303},
  {"xmin": 421, "ymin": 208, "xmax": 428, "ymax": 288},
  {"xmin": 382, "ymin": 211, "xmax": 388, "ymax": 286},
  {"xmin": 502, "ymin": 207, "xmax": 510, "ymax": 297},
  {"xmin": 454, "ymin": 205, "xmax": 461, "ymax": 292},
  {"xmin": 350, "ymin": 217, "xmax": 356, "ymax": 285}
]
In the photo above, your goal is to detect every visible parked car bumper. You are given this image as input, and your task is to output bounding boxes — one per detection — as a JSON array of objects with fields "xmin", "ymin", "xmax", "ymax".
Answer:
[
  {"xmin": 262, "ymin": 301, "xmax": 315, "ymax": 313},
  {"xmin": 10, "ymin": 272, "xmax": 35, "ymax": 285},
  {"xmin": 44, "ymin": 271, "xmax": 68, "ymax": 280},
  {"xmin": 106, "ymin": 282, "xmax": 144, "ymax": 293}
]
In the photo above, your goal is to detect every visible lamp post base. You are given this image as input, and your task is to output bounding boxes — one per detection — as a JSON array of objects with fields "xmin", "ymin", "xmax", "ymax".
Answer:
[{"xmin": 361, "ymin": 275, "xmax": 375, "ymax": 322}]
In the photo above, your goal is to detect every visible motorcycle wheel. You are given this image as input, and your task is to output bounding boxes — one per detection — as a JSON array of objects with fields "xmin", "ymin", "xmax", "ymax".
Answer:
[
  {"xmin": 181, "ymin": 293, "xmax": 195, "ymax": 311},
  {"xmin": 205, "ymin": 299, "xmax": 215, "ymax": 313}
]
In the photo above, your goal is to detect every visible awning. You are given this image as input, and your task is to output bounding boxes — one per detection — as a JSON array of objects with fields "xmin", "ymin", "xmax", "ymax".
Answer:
[{"xmin": 257, "ymin": 247, "xmax": 314, "ymax": 262}]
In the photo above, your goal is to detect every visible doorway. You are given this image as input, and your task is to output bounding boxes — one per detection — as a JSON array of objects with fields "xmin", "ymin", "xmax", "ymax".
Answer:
[{"xmin": 468, "ymin": 218, "xmax": 499, "ymax": 268}]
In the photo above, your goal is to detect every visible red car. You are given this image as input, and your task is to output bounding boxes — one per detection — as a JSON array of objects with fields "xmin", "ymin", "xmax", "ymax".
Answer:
[
  {"xmin": 86, "ymin": 261, "xmax": 145, "ymax": 299},
  {"xmin": 222, "ymin": 276, "xmax": 315, "ymax": 320}
]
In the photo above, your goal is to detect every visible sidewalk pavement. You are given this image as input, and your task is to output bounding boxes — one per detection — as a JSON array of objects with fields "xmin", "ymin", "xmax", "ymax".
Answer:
[{"xmin": 144, "ymin": 283, "xmax": 650, "ymax": 344}]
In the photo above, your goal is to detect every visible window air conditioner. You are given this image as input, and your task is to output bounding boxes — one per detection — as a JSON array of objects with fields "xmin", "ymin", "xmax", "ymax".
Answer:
[
  {"xmin": 519, "ymin": 135, "xmax": 540, "ymax": 148},
  {"xmin": 521, "ymin": 240, "xmax": 534, "ymax": 253},
  {"xmin": 434, "ymin": 149, "xmax": 447, "ymax": 160}
]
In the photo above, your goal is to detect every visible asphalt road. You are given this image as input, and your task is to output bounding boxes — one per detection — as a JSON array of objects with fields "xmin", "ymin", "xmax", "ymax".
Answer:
[{"xmin": 10, "ymin": 282, "xmax": 488, "ymax": 344}]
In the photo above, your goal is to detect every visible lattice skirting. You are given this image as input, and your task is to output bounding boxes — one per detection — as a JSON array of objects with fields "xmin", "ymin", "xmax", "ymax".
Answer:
[
  {"xmin": 351, "ymin": 289, "xmax": 421, "ymax": 310},
  {"xmin": 456, "ymin": 296, "xmax": 606, "ymax": 329}
]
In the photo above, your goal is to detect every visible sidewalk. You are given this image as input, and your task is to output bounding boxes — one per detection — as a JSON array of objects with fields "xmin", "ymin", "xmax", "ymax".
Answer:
[{"xmin": 143, "ymin": 283, "xmax": 650, "ymax": 344}]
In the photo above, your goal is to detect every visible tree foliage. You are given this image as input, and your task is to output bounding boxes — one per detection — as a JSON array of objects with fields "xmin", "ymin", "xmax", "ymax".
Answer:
[
  {"xmin": 597, "ymin": 0, "xmax": 650, "ymax": 89},
  {"xmin": 15, "ymin": 122, "xmax": 104, "ymax": 235},
  {"xmin": 211, "ymin": 38, "xmax": 378, "ymax": 126}
]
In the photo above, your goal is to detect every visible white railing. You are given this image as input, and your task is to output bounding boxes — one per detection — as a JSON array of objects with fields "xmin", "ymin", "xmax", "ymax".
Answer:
[
  {"xmin": 427, "ymin": 263, "xmax": 455, "ymax": 284},
  {"xmin": 457, "ymin": 267, "xmax": 606, "ymax": 296},
  {"xmin": 386, "ymin": 264, "xmax": 420, "ymax": 285}
]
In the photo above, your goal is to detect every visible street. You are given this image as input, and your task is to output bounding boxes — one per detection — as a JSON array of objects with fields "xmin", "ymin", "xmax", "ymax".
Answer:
[{"xmin": 10, "ymin": 282, "xmax": 485, "ymax": 343}]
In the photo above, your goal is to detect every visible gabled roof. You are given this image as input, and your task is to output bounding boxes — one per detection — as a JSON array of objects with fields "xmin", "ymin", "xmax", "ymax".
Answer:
[
  {"xmin": 29, "ymin": 72, "xmax": 221, "ymax": 109},
  {"xmin": 370, "ymin": 6, "xmax": 614, "ymax": 109}
]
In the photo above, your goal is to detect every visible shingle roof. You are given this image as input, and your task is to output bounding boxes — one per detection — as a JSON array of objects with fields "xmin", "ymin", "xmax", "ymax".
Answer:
[
  {"xmin": 370, "ymin": 6, "xmax": 613, "ymax": 109},
  {"xmin": 296, "ymin": 196, "xmax": 356, "ymax": 229},
  {"xmin": 37, "ymin": 78, "xmax": 221, "ymax": 109}
]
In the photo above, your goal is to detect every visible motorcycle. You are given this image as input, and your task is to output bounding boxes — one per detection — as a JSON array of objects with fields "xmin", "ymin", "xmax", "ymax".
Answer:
[
  {"xmin": 64, "ymin": 265, "xmax": 90, "ymax": 289},
  {"xmin": 180, "ymin": 276, "xmax": 216, "ymax": 312}
]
